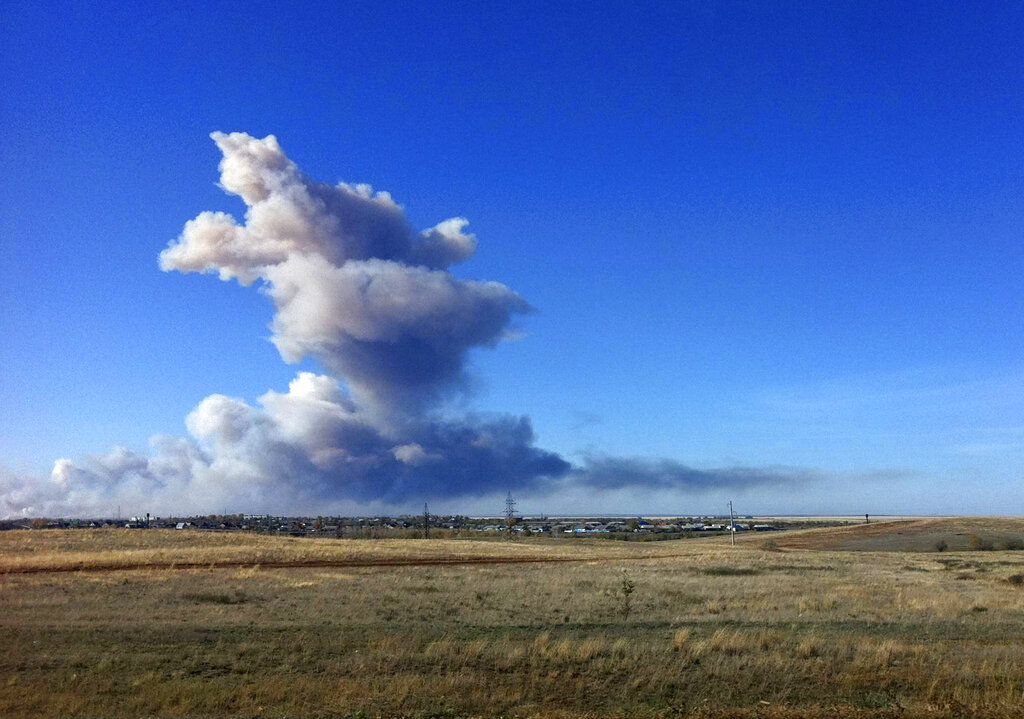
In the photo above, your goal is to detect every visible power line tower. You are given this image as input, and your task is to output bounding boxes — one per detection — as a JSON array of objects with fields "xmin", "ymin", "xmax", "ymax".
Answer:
[{"xmin": 504, "ymin": 491, "xmax": 517, "ymax": 540}]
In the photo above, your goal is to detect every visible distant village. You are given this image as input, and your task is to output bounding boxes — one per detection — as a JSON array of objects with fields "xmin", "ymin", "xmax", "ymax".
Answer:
[{"xmin": 1, "ymin": 512, "xmax": 844, "ymax": 538}]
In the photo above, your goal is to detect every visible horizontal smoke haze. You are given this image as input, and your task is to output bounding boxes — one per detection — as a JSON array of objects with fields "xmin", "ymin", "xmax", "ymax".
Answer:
[{"xmin": 0, "ymin": 132, "xmax": 813, "ymax": 518}]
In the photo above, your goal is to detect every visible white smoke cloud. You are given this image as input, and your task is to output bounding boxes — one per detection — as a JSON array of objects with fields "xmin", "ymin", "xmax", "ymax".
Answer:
[
  {"xmin": 1, "ymin": 132, "xmax": 812, "ymax": 519},
  {"xmin": 160, "ymin": 132, "xmax": 528, "ymax": 416}
]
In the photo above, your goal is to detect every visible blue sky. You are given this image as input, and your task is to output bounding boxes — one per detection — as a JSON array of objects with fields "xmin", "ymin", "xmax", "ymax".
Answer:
[{"xmin": 2, "ymin": 1, "xmax": 1023, "ymax": 516}]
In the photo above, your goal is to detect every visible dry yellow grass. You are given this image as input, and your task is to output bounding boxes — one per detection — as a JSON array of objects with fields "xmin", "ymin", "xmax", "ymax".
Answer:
[
  {"xmin": 0, "ymin": 528, "xmax": 688, "ymax": 573},
  {"xmin": 2, "ymin": 526, "xmax": 1024, "ymax": 718}
]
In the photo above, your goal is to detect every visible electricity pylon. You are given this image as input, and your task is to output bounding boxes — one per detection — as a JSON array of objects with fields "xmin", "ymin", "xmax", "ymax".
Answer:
[{"xmin": 504, "ymin": 491, "xmax": 517, "ymax": 540}]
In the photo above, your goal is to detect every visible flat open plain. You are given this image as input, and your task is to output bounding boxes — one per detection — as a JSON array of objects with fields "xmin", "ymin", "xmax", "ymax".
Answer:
[{"xmin": 2, "ymin": 520, "xmax": 1024, "ymax": 718}]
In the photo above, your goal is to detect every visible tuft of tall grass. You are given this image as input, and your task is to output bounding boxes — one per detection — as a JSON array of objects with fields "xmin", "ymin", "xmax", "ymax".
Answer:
[{"xmin": 672, "ymin": 628, "xmax": 690, "ymax": 651}]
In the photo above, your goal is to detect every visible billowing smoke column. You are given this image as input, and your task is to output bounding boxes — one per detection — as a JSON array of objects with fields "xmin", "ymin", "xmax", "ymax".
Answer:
[
  {"xmin": 0, "ymin": 133, "xmax": 805, "ymax": 518},
  {"xmin": 160, "ymin": 133, "xmax": 530, "ymax": 417}
]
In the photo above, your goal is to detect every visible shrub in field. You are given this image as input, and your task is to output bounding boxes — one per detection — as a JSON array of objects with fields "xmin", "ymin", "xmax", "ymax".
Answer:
[
  {"xmin": 934, "ymin": 540, "xmax": 948, "ymax": 552},
  {"xmin": 1001, "ymin": 537, "xmax": 1024, "ymax": 551},
  {"xmin": 967, "ymin": 534, "xmax": 994, "ymax": 551},
  {"xmin": 1008, "ymin": 573, "xmax": 1024, "ymax": 586}
]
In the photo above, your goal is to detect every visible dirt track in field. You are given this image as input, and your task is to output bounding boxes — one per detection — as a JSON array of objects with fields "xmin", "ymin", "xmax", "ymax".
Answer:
[{"xmin": 0, "ymin": 552, "xmax": 701, "ymax": 576}]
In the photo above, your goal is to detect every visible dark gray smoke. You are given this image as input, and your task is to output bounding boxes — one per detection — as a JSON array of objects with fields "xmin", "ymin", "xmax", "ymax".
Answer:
[{"xmin": 574, "ymin": 455, "xmax": 812, "ymax": 492}]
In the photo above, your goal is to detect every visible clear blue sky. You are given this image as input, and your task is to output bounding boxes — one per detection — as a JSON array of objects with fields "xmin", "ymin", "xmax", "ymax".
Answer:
[{"xmin": 2, "ymin": 1, "xmax": 1023, "ymax": 516}]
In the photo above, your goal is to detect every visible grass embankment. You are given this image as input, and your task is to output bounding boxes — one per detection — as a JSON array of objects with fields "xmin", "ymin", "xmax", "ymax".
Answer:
[
  {"xmin": 2, "ymin": 525, "xmax": 1024, "ymax": 718},
  {"xmin": 759, "ymin": 517, "xmax": 1024, "ymax": 552}
]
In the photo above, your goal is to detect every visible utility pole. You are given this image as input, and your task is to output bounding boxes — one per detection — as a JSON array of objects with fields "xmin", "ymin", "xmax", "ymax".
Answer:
[
  {"xmin": 504, "ymin": 491, "xmax": 517, "ymax": 540},
  {"xmin": 728, "ymin": 500, "xmax": 736, "ymax": 546},
  {"xmin": 423, "ymin": 502, "xmax": 430, "ymax": 539}
]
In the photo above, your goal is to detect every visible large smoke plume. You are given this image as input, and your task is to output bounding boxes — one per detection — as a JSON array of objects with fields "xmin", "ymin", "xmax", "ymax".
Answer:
[
  {"xmin": 160, "ymin": 132, "xmax": 530, "ymax": 417},
  {"xmin": 1, "ymin": 133, "xmax": 805, "ymax": 518}
]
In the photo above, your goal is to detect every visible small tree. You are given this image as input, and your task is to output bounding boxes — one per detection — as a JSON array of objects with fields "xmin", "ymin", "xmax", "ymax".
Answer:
[{"xmin": 619, "ymin": 569, "xmax": 636, "ymax": 620}]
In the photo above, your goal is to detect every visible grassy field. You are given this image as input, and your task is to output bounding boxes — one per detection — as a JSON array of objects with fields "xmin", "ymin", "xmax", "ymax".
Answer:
[{"xmin": 2, "ymin": 521, "xmax": 1024, "ymax": 718}]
